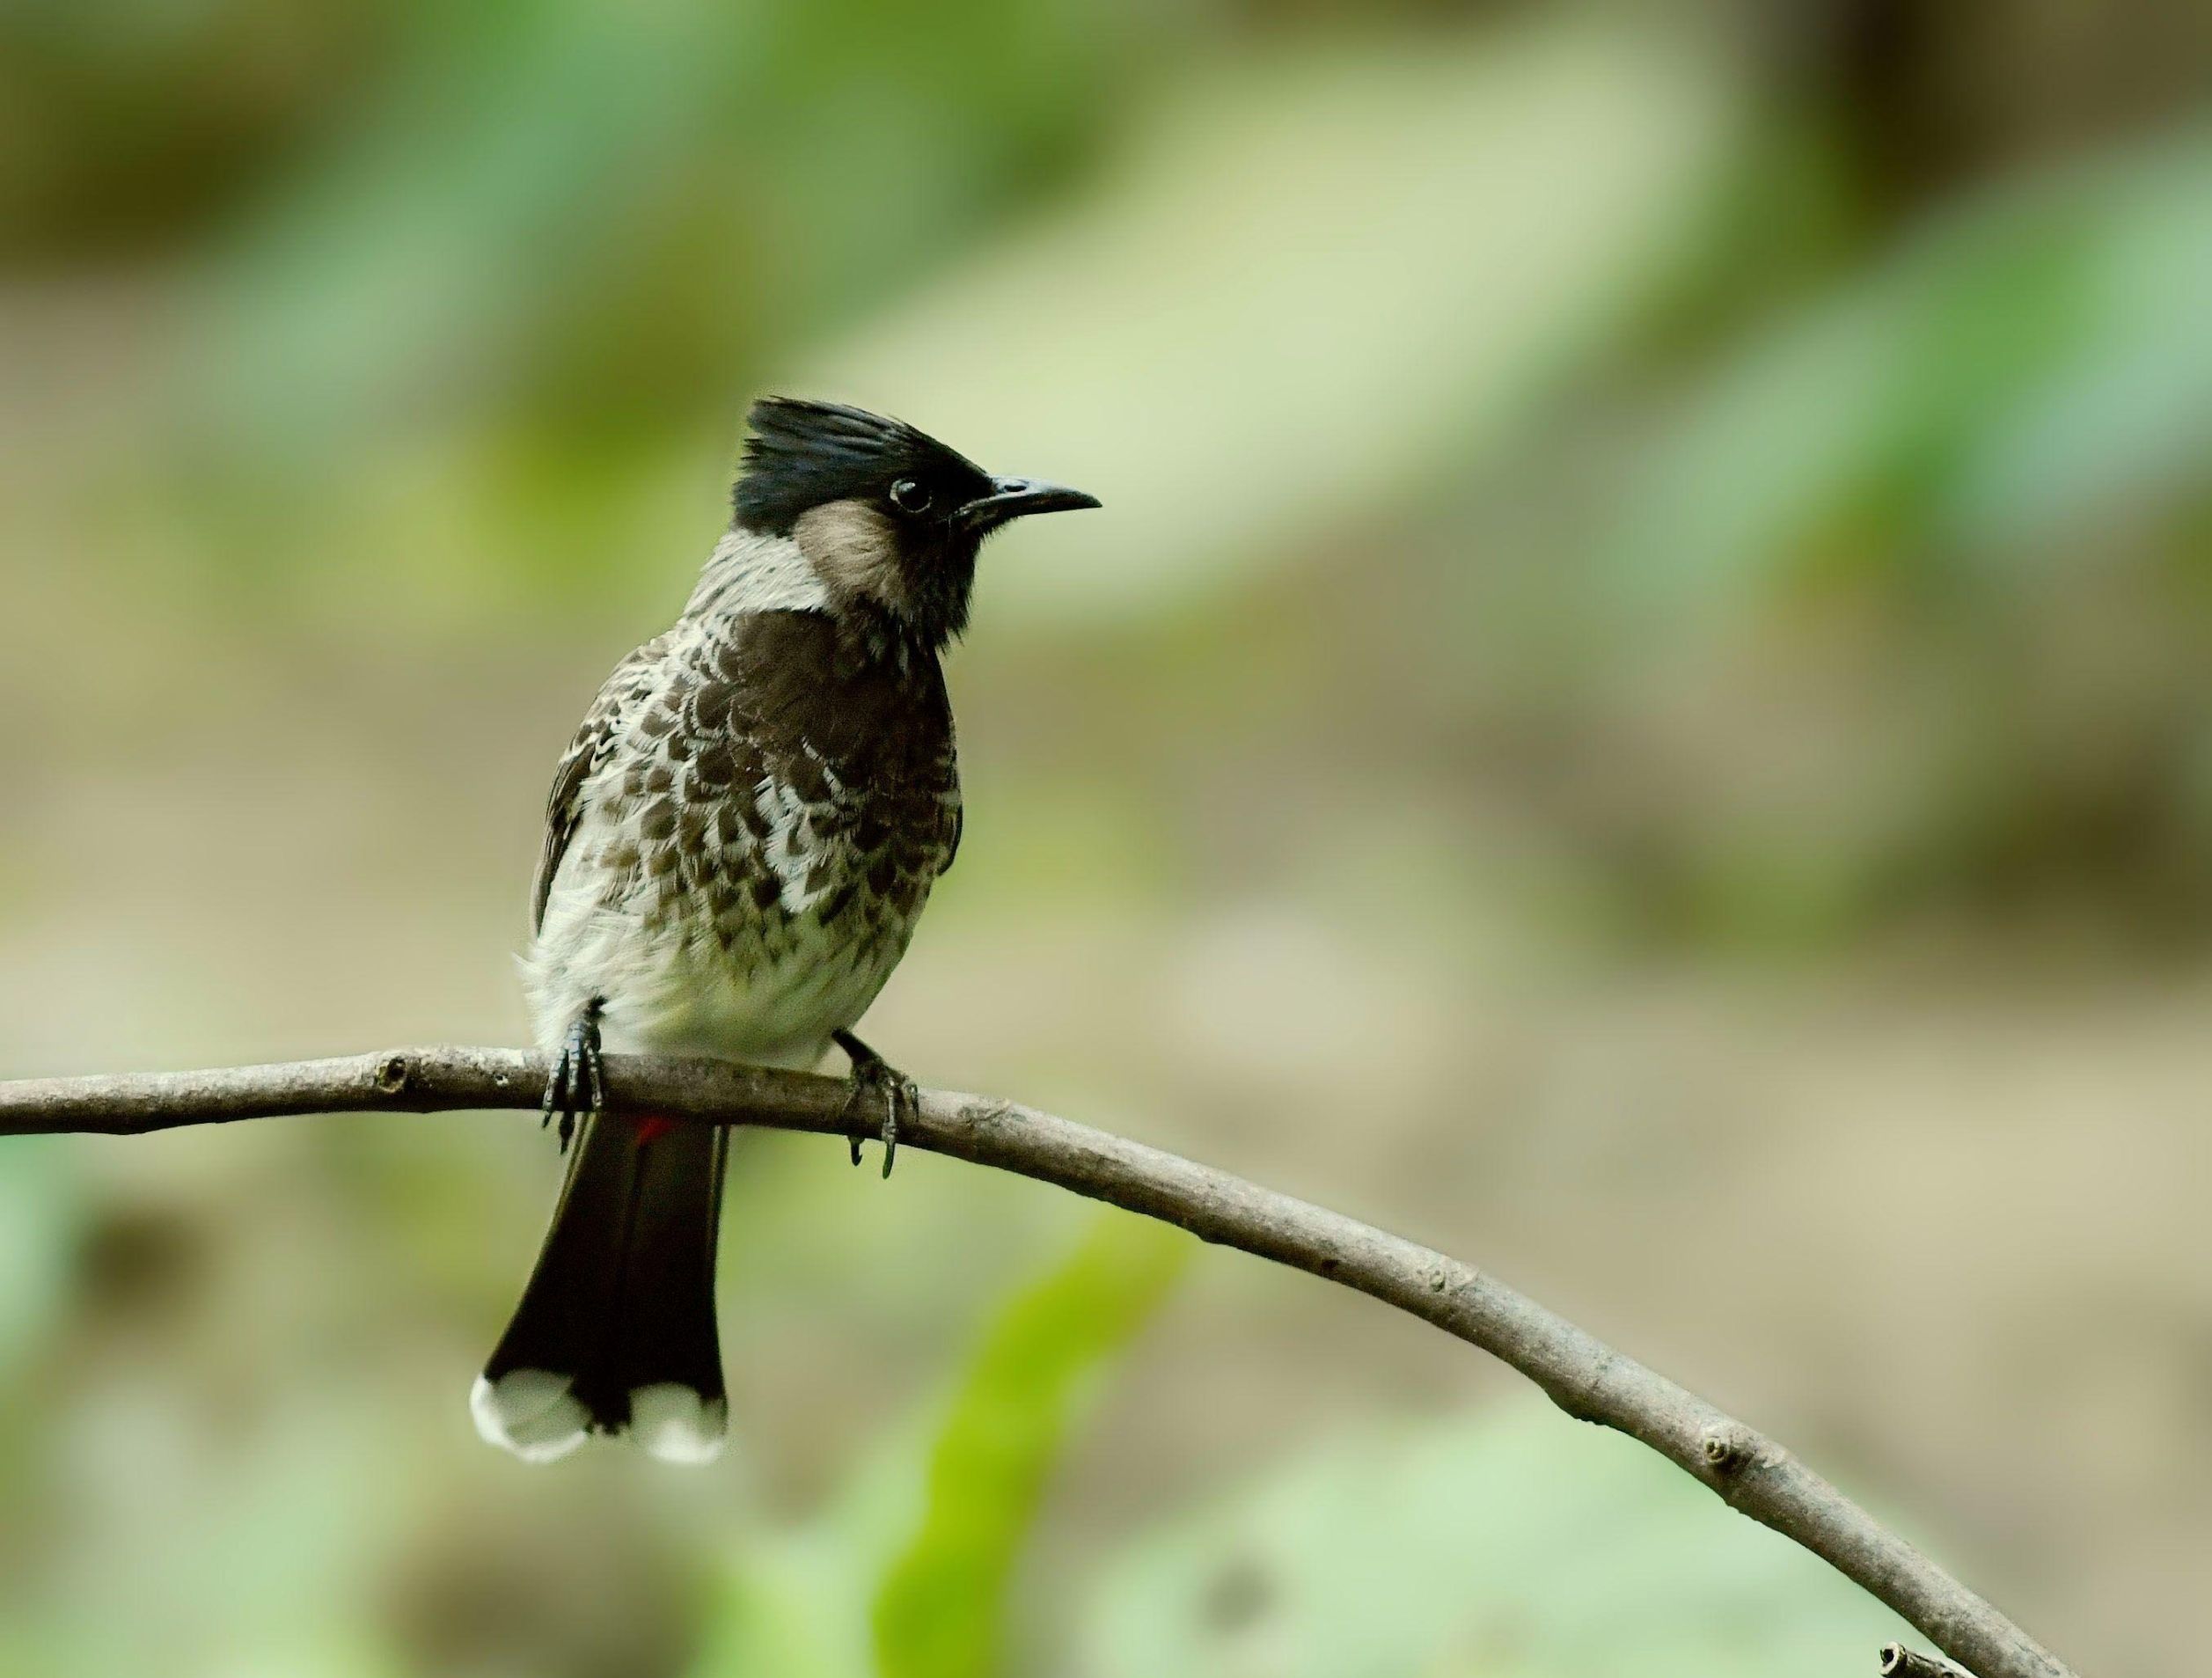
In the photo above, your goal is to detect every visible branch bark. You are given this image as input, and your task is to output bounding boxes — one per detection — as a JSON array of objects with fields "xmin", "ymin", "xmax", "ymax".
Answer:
[
  {"xmin": 1886, "ymin": 1644, "xmax": 1978, "ymax": 1678},
  {"xmin": 0, "ymin": 1045, "xmax": 2076, "ymax": 1678}
]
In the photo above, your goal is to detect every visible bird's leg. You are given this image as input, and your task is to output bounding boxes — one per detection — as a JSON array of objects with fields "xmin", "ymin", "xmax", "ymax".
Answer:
[
  {"xmin": 833, "ymin": 1030, "xmax": 914, "ymax": 1179},
  {"xmin": 540, "ymin": 1000, "xmax": 605, "ymax": 1154}
]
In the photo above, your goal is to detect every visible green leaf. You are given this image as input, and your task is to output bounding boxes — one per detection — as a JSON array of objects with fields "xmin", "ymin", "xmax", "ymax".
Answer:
[
  {"xmin": 1077, "ymin": 1397, "xmax": 1914, "ymax": 1678},
  {"xmin": 0, "ymin": 1137, "xmax": 82, "ymax": 1374},
  {"xmin": 186, "ymin": 0, "xmax": 1158, "ymax": 456},
  {"xmin": 1608, "ymin": 128, "xmax": 2212, "ymax": 619},
  {"xmin": 691, "ymin": 1211, "xmax": 1189, "ymax": 1678},
  {"xmin": 873, "ymin": 1212, "xmax": 1190, "ymax": 1678}
]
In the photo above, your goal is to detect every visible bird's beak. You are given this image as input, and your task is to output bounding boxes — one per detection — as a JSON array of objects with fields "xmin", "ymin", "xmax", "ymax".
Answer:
[{"xmin": 957, "ymin": 476, "xmax": 1102, "ymax": 533}]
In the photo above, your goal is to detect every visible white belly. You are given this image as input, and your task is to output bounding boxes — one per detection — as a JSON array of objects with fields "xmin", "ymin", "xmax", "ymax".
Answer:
[
  {"xmin": 520, "ymin": 795, "xmax": 931, "ymax": 1070},
  {"xmin": 524, "ymin": 898, "xmax": 912, "ymax": 1069}
]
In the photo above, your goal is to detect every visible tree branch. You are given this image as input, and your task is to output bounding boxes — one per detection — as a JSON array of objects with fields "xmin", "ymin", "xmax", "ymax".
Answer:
[{"xmin": 0, "ymin": 1046, "xmax": 2076, "ymax": 1678}]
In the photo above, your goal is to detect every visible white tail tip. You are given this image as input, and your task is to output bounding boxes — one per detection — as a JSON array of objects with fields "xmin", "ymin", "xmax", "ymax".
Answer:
[
  {"xmin": 630, "ymin": 1381, "xmax": 729, "ymax": 1464},
  {"xmin": 470, "ymin": 1372, "xmax": 726, "ymax": 1465},
  {"xmin": 471, "ymin": 1370, "xmax": 589, "ymax": 1462}
]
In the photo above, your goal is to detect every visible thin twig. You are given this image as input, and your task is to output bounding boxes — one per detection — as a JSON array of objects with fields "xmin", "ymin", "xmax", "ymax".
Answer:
[{"xmin": 0, "ymin": 1046, "xmax": 2069, "ymax": 1678}]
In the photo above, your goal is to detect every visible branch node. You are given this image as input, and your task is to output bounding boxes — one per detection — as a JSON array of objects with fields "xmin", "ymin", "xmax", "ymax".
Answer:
[
  {"xmin": 373, "ymin": 1054, "xmax": 411, "ymax": 1095},
  {"xmin": 1700, "ymin": 1421, "xmax": 1757, "ymax": 1474},
  {"xmin": 1882, "ymin": 1642, "xmax": 1976, "ymax": 1678}
]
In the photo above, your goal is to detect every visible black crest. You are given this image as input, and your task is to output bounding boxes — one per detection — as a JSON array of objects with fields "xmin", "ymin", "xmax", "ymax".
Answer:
[{"xmin": 733, "ymin": 398, "xmax": 989, "ymax": 535}]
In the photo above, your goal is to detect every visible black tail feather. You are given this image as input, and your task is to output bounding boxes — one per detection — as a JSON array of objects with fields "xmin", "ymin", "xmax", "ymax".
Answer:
[{"xmin": 475, "ymin": 1115, "xmax": 729, "ymax": 1462}]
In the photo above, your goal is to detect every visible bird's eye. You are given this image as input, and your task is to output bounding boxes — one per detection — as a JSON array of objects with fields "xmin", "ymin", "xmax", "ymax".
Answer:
[{"xmin": 890, "ymin": 478, "xmax": 933, "ymax": 515}]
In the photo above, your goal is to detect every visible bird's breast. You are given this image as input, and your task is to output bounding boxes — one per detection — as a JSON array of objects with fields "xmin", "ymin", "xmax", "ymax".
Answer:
[{"xmin": 524, "ymin": 611, "xmax": 960, "ymax": 1062}]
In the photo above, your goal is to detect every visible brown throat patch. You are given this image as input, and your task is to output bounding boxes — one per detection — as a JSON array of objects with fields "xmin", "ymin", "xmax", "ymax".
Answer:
[{"xmin": 793, "ymin": 500, "xmax": 904, "ymax": 616}]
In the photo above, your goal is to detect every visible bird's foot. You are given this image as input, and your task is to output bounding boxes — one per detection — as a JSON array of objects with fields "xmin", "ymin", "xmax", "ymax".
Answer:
[
  {"xmin": 540, "ymin": 1002, "xmax": 606, "ymax": 1153},
  {"xmin": 833, "ymin": 1030, "xmax": 913, "ymax": 1180}
]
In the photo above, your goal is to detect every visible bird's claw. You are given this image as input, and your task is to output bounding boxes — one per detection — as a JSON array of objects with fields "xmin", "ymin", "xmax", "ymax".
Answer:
[
  {"xmin": 835, "ymin": 1032, "xmax": 913, "ymax": 1180},
  {"xmin": 540, "ymin": 1004, "xmax": 606, "ymax": 1154}
]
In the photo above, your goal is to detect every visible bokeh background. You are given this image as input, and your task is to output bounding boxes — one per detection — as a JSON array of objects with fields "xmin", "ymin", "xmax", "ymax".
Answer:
[{"xmin": 4, "ymin": 1, "xmax": 2210, "ymax": 1674}]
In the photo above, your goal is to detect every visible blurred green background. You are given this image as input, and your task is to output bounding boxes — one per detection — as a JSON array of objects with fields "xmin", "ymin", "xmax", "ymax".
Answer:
[{"xmin": 4, "ymin": 0, "xmax": 2210, "ymax": 1673}]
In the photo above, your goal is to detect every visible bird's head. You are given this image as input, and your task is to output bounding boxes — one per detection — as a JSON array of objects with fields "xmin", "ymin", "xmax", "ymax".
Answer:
[{"xmin": 730, "ymin": 397, "xmax": 1099, "ymax": 648}]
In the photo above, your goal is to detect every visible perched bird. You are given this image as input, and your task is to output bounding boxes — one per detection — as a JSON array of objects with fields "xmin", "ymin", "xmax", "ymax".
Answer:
[{"xmin": 473, "ymin": 398, "xmax": 1097, "ymax": 1463}]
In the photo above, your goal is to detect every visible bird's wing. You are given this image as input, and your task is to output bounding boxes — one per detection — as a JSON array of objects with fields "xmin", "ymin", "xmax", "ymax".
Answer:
[{"xmin": 533, "ymin": 635, "xmax": 669, "ymax": 934}]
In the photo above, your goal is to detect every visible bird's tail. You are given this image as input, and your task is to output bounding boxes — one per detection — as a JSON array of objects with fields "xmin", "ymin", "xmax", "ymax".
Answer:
[{"xmin": 472, "ymin": 1114, "xmax": 729, "ymax": 1463}]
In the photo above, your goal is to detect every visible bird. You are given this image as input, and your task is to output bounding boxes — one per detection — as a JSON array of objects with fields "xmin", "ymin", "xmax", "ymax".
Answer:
[{"xmin": 472, "ymin": 397, "xmax": 1098, "ymax": 1463}]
